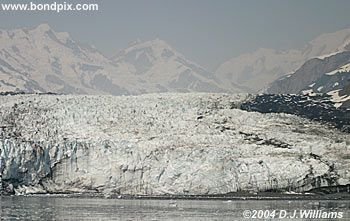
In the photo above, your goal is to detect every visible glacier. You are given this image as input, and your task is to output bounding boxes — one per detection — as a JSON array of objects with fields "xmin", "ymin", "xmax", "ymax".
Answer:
[{"xmin": 0, "ymin": 93, "xmax": 349, "ymax": 196}]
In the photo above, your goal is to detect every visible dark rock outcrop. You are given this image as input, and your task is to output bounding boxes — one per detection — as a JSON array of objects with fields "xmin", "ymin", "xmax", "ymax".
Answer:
[{"xmin": 241, "ymin": 94, "xmax": 350, "ymax": 132}]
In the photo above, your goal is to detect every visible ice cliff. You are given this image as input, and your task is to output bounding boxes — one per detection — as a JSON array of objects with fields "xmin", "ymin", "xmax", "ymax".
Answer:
[{"xmin": 0, "ymin": 93, "xmax": 349, "ymax": 196}]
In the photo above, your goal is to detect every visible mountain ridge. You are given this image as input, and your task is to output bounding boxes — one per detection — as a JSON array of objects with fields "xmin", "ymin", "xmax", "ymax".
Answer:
[
  {"xmin": 0, "ymin": 24, "xmax": 234, "ymax": 95},
  {"xmin": 215, "ymin": 27, "xmax": 350, "ymax": 92},
  {"xmin": 2, "ymin": 24, "xmax": 350, "ymax": 95}
]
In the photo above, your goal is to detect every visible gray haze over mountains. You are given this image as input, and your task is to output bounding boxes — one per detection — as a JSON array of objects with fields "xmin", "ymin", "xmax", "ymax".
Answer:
[
  {"xmin": 0, "ymin": 24, "xmax": 350, "ymax": 102},
  {"xmin": 0, "ymin": 24, "xmax": 231, "ymax": 95},
  {"xmin": 216, "ymin": 28, "xmax": 350, "ymax": 92}
]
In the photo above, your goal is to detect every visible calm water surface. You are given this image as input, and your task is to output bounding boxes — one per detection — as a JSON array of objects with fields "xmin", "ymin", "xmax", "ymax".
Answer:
[{"xmin": 0, "ymin": 196, "xmax": 349, "ymax": 220}]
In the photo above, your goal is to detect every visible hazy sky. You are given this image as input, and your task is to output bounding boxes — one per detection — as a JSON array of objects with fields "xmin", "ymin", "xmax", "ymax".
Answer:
[{"xmin": 1, "ymin": 0, "xmax": 350, "ymax": 70}]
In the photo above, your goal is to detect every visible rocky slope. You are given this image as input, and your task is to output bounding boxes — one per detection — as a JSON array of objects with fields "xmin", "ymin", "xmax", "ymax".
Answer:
[
  {"xmin": 241, "ymin": 94, "xmax": 350, "ymax": 132},
  {"xmin": 301, "ymin": 64, "xmax": 350, "ymax": 94},
  {"xmin": 216, "ymin": 28, "xmax": 350, "ymax": 92},
  {"xmin": 266, "ymin": 51, "xmax": 350, "ymax": 94},
  {"xmin": 265, "ymin": 50, "xmax": 350, "ymax": 109},
  {"xmin": 300, "ymin": 63, "xmax": 350, "ymax": 108},
  {"xmin": 0, "ymin": 93, "xmax": 349, "ymax": 196}
]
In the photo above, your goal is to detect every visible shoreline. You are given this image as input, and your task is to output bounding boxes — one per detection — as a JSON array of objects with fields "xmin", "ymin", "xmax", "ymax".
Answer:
[{"xmin": 4, "ymin": 192, "xmax": 350, "ymax": 201}]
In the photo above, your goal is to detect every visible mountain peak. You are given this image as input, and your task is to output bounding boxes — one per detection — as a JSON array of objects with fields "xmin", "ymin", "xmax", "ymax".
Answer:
[
  {"xmin": 113, "ymin": 38, "xmax": 180, "ymax": 62},
  {"xmin": 127, "ymin": 38, "xmax": 142, "ymax": 47},
  {"xmin": 148, "ymin": 38, "xmax": 170, "ymax": 46},
  {"xmin": 29, "ymin": 23, "xmax": 71, "ymax": 43},
  {"xmin": 125, "ymin": 38, "xmax": 174, "ymax": 52},
  {"xmin": 33, "ymin": 23, "xmax": 52, "ymax": 33},
  {"xmin": 0, "ymin": 24, "xmax": 234, "ymax": 95}
]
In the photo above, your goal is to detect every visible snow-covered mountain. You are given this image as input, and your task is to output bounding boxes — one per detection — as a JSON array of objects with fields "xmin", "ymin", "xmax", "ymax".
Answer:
[
  {"xmin": 112, "ymin": 39, "xmax": 232, "ymax": 93},
  {"xmin": 0, "ymin": 24, "xmax": 234, "ymax": 95},
  {"xmin": 3, "ymin": 24, "xmax": 350, "ymax": 95},
  {"xmin": 215, "ymin": 28, "xmax": 350, "ymax": 92},
  {"xmin": 0, "ymin": 24, "xmax": 135, "ymax": 95}
]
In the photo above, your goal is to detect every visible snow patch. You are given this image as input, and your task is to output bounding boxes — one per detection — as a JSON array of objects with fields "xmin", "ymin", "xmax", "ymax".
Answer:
[
  {"xmin": 327, "ymin": 89, "xmax": 350, "ymax": 108},
  {"xmin": 302, "ymin": 89, "xmax": 317, "ymax": 96},
  {"xmin": 325, "ymin": 63, "xmax": 350, "ymax": 75},
  {"xmin": 317, "ymin": 86, "xmax": 323, "ymax": 92}
]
